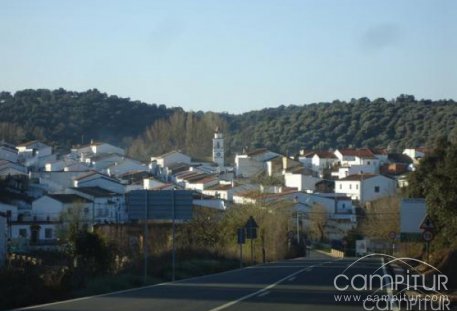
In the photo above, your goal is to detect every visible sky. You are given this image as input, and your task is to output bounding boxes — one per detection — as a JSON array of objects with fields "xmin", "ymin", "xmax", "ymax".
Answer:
[{"xmin": 1, "ymin": 0, "xmax": 456, "ymax": 114}]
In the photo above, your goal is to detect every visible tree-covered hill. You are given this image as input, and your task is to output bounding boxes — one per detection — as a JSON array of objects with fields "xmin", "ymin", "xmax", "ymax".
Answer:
[
  {"xmin": 0, "ymin": 89, "xmax": 177, "ymax": 151},
  {"xmin": 226, "ymin": 95, "xmax": 457, "ymax": 153},
  {"xmin": 1, "ymin": 89, "xmax": 456, "ymax": 157}
]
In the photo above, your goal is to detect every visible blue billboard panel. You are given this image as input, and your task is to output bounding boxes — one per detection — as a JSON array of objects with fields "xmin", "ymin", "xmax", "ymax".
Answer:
[{"xmin": 127, "ymin": 190, "xmax": 193, "ymax": 221}]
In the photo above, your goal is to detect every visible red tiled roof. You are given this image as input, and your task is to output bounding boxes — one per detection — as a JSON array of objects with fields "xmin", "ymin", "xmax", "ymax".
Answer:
[
  {"xmin": 338, "ymin": 173, "xmax": 378, "ymax": 181},
  {"xmin": 338, "ymin": 148, "xmax": 376, "ymax": 159},
  {"xmin": 305, "ymin": 151, "xmax": 337, "ymax": 159}
]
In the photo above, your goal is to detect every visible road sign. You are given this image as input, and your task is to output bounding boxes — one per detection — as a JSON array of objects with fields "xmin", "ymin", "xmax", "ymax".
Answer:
[
  {"xmin": 245, "ymin": 216, "xmax": 258, "ymax": 239},
  {"xmin": 237, "ymin": 228, "xmax": 246, "ymax": 244},
  {"xmin": 127, "ymin": 190, "xmax": 193, "ymax": 221},
  {"xmin": 420, "ymin": 215, "xmax": 434, "ymax": 231},
  {"xmin": 422, "ymin": 230, "xmax": 434, "ymax": 242},
  {"xmin": 287, "ymin": 231, "xmax": 295, "ymax": 240},
  {"xmin": 388, "ymin": 231, "xmax": 397, "ymax": 240}
]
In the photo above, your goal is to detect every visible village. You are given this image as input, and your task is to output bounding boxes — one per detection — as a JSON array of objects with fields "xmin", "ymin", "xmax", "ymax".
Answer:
[{"xmin": 0, "ymin": 127, "xmax": 429, "ymax": 265}]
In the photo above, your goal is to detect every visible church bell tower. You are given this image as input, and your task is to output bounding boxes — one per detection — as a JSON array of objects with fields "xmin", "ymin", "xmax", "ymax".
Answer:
[{"xmin": 212, "ymin": 127, "xmax": 224, "ymax": 167}]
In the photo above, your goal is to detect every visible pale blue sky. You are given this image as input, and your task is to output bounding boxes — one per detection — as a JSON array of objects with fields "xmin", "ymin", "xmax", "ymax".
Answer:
[{"xmin": 1, "ymin": 0, "xmax": 456, "ymax": 113}]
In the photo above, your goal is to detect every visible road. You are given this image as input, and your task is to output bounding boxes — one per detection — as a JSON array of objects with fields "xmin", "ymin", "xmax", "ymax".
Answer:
[{"xmin": 18, "ymin": 252, "xmax": 392, "ymax": 311}]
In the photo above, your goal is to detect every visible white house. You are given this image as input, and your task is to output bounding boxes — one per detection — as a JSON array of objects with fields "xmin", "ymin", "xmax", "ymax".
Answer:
[
  {"xmin": 296, "ymin": 193, "xmax": 356, "ymax": 221},
  {"xmin": 151, "ymin": 151, "xmax": 191, "ymax": 169},
  {"xmin": 67, "ymin": 187, "xmax": 127, "ymax": 223},
  {"xmin": 299, "ymin": 151, "xmax": 338, "ymax": 175},
  {"xmin": 45, "ymin": 160, "xmax": 66, "ymax": 172},
  {"xmin": 16, "ymin": 140, "xmax": 52, "ymax": 158},
  {"xmin": 335, "ymin": 174, "xmax": 397, "ymax": 205},
  {"xmin": 265, "ymin": 156, "xmax": 302, "ymax": 177},
  {"xmin": 0, "ymin": 160, "xmax": 28, "ymax": 177},
  {"xmin": 334, "ymin": 165, "xmax": 377, "ymax": 179},
  {"xmin": 0, "ymin": 142, "xmax": 18, "ymax": 163},
  {"xmin": 203, "ymin": 182, "xmax": 235, "ymax": 201},
  {"xmin": 403, "ymin": 148, "xmax": 428, "ymax": 163},
  {"xmin": 85, "ymin": 153, "xmax": 124, "ymax": 170},
  {"xmin": 32, "ymin": 194, "xmax": 92, "ymax": 222},
  {"xmin": 16, "ymin": 140, "xmax": 55, "ymax": 169},
  {"xmin": 89, "ymin": 142, "xmax": 125, "ymax": 155},
  {"xmin": 106, "ymin": 158, "xmax": 149, "ymax": 177},
  {"xmin": 284, "ymin": 167, "xmax": 321, "ymax": 192},
  {"xmin": 72, "ymin": 141, "xmax": 125, "ymax": 156},
  {"xmin": 235, "ymin": 148, "xmax": 280, "ymax": 178},
  {"xmin": 184, "ymin": 175, "xmax": 219, "ymax": 192},
  {"xmin": 35, "ymin": 171, "xmax": 88, "ymax": 193},
  {"xmin": 73, "ymin": 171, "xmax": 124, "ymax": 194},
  {"xmin": 334, "ymin": 149, "xmax": 380, "ymax": 168}
]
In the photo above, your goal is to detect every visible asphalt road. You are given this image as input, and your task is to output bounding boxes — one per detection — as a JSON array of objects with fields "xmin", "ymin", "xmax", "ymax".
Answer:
[{"xmin": 17, "ymin": 252, "xmax": 393, "ymax": 311}]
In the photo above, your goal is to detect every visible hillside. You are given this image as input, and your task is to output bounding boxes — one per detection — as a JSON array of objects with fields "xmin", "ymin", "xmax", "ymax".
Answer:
[
  {"xmin": 1, "ymin": 89, "xmax": 457, "ymax": 157},
  {"xmin": 227, "ymin": 95, "xmax": 457, "ymax": 154},
  {"xmin": 0, "ymin": 89, "xmax": 177, "ymax": 151}
]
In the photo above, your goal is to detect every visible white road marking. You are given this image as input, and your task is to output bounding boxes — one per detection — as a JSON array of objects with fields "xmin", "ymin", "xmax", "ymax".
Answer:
[
  {"xmin": 208, "ymin": 265, "xmax": 311, "ymax": 311},
  {"xmin": 257, "ymin": 291, "xmax": 270, "ymax": 297},
  {"xmin": 288, "ymin": 276, "xmax": 296, "ymax": 282}
]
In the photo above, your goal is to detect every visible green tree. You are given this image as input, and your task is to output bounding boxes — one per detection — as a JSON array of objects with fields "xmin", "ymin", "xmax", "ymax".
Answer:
[{"xmin": 407, "ymin": 138, "xmax": 457, "ymax": 248}]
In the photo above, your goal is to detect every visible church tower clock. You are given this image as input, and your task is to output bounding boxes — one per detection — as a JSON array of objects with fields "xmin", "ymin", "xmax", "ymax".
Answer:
[{"xmin": 212, "ymin": 127, "xmax": 224, "ymax": 167}]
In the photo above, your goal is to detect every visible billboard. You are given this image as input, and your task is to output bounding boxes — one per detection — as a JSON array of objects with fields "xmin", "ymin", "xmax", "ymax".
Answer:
[
  {"xmin": 400, "ymin": 198, "xmax": 427, "ymax": 241},
  {"xmin": 127, "ymin": 190, "xmax": 193, "ymax": 221}
]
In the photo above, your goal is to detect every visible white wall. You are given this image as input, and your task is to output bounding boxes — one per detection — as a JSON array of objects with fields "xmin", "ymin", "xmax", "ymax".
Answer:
[
  {"xmin": 335, "ymin": 176, "xmax": 396, "ymax": 205},
  {"xmin": 284, "ymin": 173, "xmax": 321, "ymax": 191},
  {"xmin": 45, "ymin": 160, "xmax": 65, "ymax": 172},
  {"xmin": 155, "ymin": 152, "xmax": 191, "ymax": 168},
  {"xmin": 0, "ymin": 147, "xmax": 18, "ymax": 162},
  {"xmin": 338, "ymin": 165, "xmax": 377, "ymax": 179},
  {"xmin": 185, "ymin": 178, "xmax": 219, "ymax": 191},
  {"xmin": 91, "ymin": 143, "xmax": 125, "ymax": 155},
  {"xmin": 235, "ymin": 156, "xmax": 264, "ymax": 178},
  {"xmin": 107, "ymin": 159, "xmax": 148, "ymax": 177},
  {"xmin": 76, "ymin": 177, "xmax": 125, "ymax": 194},
  {"xmin": 32, "ymin": 196, "xmax": 65, "ymax": 221}
]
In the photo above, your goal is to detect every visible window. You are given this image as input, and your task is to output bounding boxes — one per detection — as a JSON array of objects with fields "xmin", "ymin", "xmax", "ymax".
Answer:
[
  {"xmin": 374, "ymin": 186, "xmax": 380, "ymax": 193},
  {"xmin": 349, "ymin": 184, "xmax": 352, "ymax": 190},
  {"xmin": 339, "ymin": 184, "xmax": 342, "ymax": 190},
  {"xmin": 367, "ymin": 161, "xmax": 371, "ymax": 165},
  {"xmin": 356, "ymin": 184, "xmax": 359, "ymax": 190},
  {"xmin": 342, "ymin": 203, "xmax": 346, "ymax": 208},
  {"xmin": 45, "ymin": 228, "xmax": 53, "ymax": 239},
  {"xmin": 19, "ymin": 228, "xmax": 27, "ymax": 237}
]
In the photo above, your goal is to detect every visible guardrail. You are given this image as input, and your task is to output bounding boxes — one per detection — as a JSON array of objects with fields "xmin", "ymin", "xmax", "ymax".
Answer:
[
  {"xmin": 8, "ymin": 253, "xmax": 43, "ymax": 265},
  {"xmin": 330, "ymin": 249, "xmax": 345, "ymax": 258}
]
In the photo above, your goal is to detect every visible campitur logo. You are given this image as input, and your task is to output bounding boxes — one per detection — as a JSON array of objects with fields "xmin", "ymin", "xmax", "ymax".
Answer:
[{"xmin": 333, "ymin": 254, "xmax": 450, "ymax": 310}]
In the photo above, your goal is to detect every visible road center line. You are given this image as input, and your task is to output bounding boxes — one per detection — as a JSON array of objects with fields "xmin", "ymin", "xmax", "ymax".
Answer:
[
  {"xmin": 257, "ymin": 291, "xmax": 270, "ymax": 297},
  {"xmin": 208, "ymin": 265, "xmax": 310, "ymax": 311}
]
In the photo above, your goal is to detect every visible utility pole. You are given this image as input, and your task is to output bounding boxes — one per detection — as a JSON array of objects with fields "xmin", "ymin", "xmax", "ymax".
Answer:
[
  {"xmin": 171, "ymin": 188, "xmax": 176, "ymax": 281},
  {"xmin": 143, "ymin": 190, "xmax": 149, "ymax": 284}
]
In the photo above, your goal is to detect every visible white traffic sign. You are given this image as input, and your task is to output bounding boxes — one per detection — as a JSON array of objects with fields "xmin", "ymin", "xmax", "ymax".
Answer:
[
  {"xmin": 422, "ymin": 230, "xmax": 434, "ymax": 242},
  {"xmin": 420, "ymin": 215, "xmax": 434, "ymax": 230}
]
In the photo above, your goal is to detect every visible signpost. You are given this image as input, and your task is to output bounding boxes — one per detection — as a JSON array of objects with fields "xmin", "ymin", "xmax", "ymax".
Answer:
[
  {"xmin": 388, "ymin": 231, "xmax": 397, "ymax": 255},
  {"xmin": 126, "ymin": 190, "xmax": 193, "ymax": 283},
  {"xmin": 245, "ymin": 216, "xmax": 258, "ymax": 264},
  {"xmin": 419, "ymin": 215, "xmax": 435, "ymax": 262},
  {"xmin": 237, "ymin": 228, "xmax": 246, "ymax": 268}
]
